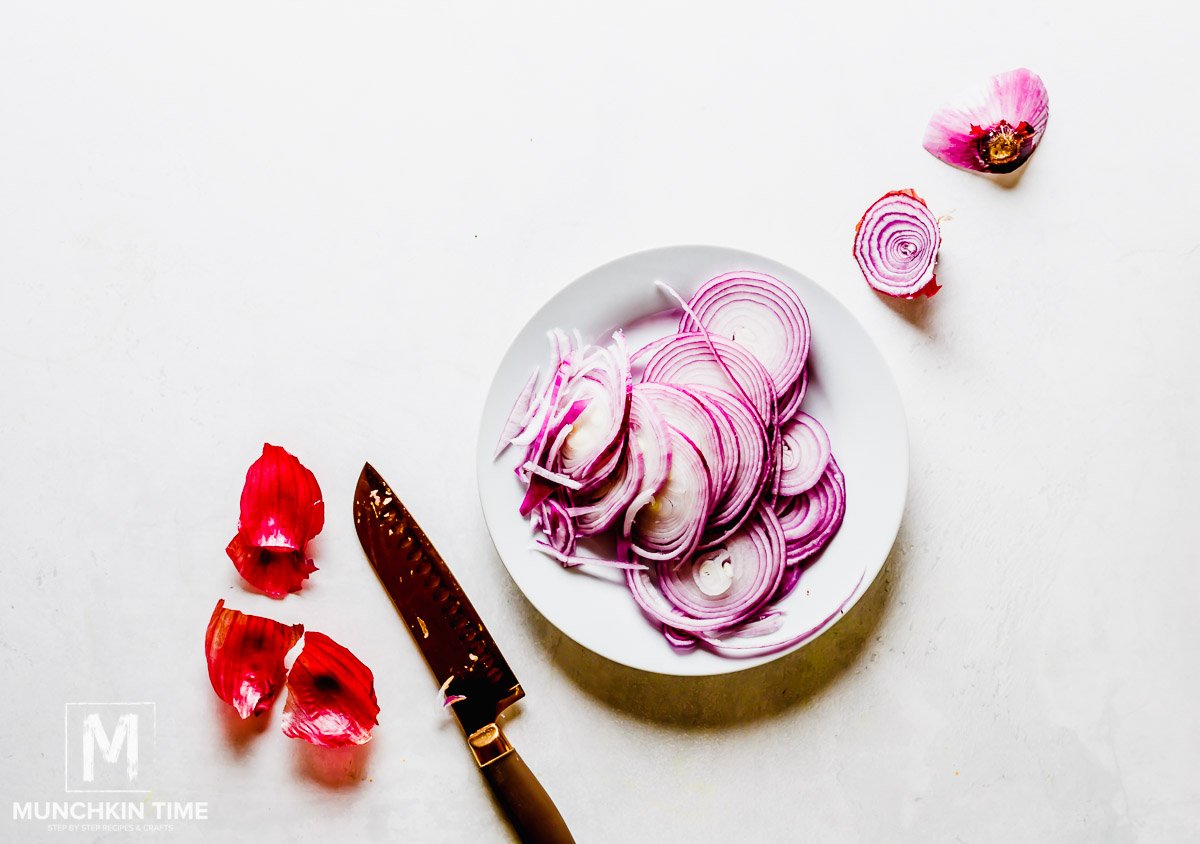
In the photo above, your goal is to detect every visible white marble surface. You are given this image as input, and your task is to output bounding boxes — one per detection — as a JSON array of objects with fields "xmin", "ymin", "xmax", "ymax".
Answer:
[{"xmin": 1, "ymin": 2, "xmax": 1197, "ymax": 842}]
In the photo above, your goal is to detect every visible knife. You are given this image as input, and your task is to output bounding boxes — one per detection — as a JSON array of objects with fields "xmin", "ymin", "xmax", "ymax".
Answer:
[{"xmin": 353, "ymin": 463, "xmax": 575, "ymax": 844}]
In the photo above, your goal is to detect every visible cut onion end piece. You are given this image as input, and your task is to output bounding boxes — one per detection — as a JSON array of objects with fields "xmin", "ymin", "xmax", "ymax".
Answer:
[
  {"xmin": 282, "ymin": 632, "xmax": 380, "ymax": 748},
  {"xmin": 205, "ymin": 600, "xmax": 303, "ymax": 719},
  {"xmin": 923, "ymin": 68, "xmax": 1049, "ymax": 175},
  {"xmin": 853, "ymin": 189, "xmax": 942, "ymax": 299}
]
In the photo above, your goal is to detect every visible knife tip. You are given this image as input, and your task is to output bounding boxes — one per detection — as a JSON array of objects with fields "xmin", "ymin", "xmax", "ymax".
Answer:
[{"xmin": 357, "ymin": 461, "xmax": 387, "ymax": 494}]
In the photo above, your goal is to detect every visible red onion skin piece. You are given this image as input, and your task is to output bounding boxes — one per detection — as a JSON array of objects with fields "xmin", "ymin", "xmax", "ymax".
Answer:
[
  {"xmin": 226, "ymin": 444, "xmax": 324, "ymax": 598},
  {"xmin": 205, "ymin": 600, "xmax": 303, "ymax": 719},
  {"xmin": 853, "ymin": 189, "xmax": 941, "ymax": 299},
  {"xmin": 281, "ymin": 632, "xmax": 380, "ymax": 747},
  {"xmin": 678, "ymin": 271, "xmax": 810, "ymax": 395}
]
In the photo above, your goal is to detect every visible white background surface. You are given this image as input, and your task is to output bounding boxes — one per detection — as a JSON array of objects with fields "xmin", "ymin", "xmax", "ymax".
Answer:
[{"xmin": 1, "ymin": 2, "xmax": 1196, "ymax": 842}]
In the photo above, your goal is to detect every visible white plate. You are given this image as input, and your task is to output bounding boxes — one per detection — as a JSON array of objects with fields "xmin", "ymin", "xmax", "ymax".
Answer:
[{"xmin": 476, "ymin": 245, "xmax": 907, "ymax": 676}]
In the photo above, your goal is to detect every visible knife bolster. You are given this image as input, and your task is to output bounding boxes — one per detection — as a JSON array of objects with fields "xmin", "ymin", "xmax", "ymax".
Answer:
[{"xmin": 467, "ymin": 723, "xmax": 514, "ymax": 767}]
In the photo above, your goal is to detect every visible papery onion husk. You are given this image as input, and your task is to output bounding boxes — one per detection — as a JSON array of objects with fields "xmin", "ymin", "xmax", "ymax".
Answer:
[
  {"xmin": 205, "ymin": 599, "xmax": 303, "ymax": 719},
  {"xmin": 853, "ymin": 189, "xmax": 941, "ymax": 299},
  {"xmin": 281, "ymin": 632, "xmax": 380, "ymax": 748},
  {"xmin": 678, "ymin": 271, "xmax": 810, "ymax": 394},
  {"xmin": 226, "ymin": 443, "xmax": 325, "ymax": 598},
  {"xmin": 923, "ymin": 68, "xmax": 1049, "ymax": 175}
]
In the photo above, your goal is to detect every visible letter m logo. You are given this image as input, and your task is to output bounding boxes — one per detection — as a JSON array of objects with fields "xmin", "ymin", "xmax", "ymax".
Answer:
[{"xmin": 65, "ymin": 703, "xmax": 155, "ymax": 793}]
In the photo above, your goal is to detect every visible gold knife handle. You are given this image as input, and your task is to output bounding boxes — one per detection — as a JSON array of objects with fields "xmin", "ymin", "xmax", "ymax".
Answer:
[{"xmin": 469, "ymin": 724, "xmax": 575, "ymax": 844}]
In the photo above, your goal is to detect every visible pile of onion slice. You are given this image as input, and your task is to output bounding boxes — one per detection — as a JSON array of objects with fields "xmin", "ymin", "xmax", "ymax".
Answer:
[{"xmin": 496, "ymin": 272, "xmax": 848, "ymax": 658}]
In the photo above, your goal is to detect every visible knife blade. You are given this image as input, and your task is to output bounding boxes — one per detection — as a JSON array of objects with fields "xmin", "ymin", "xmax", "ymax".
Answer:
[{"xmin": 353, "ymin": 462, "xmax": 574, "ymax": 844}]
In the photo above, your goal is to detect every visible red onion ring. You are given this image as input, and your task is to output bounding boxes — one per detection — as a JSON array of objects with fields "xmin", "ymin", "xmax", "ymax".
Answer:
[
  {"xmin": 777, "ymin": 413, "xmax": 831, "ymax": 497},
  {"xmin": 678, "ymin": 271, "xmax": 811, "ymax": 394}
]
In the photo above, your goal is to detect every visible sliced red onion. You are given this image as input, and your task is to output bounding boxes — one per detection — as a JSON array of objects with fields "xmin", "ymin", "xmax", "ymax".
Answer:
[
  {"xmin": 569, "ymin": 441, "xmax": 643, "ymax": 537},
  {"xmin": 688, "ymin": 386, "xmax": 768, "ymax": 542},
  {"xmin": 501, "ymin": 274, "xmax": 851, "ymax": 660},
  {"xmin": 634, "ymin": 383, "xmax": 729, "ymax": 503},
  {"xmin": 777, "ymin": 458, "xmax": 846, "ymax": 565},
  {"xmin": 697, "ymin": 571, "xmax": 863, "ymax": 658},
  {"xmin": 620, "ymin": 390, "xmax": 672, "ymax": 540},
  {"xmin": 776, "ymin": 367, "xmax": 807, "ymax": 421},
  {"xmin": 532, "ymin": 542, "xmax": 648, "ymax": 571},
  {"xmin": 537, "ymin": 499, "xmax": 576, "ymax": 555},
  {"xmin": 853, "ymin": 189, "xmax": 941, "ymax": 299},
  {"xmin": 555, "ymin": 335, "xmax": 630, "ymax": 482},
  {"xmin": 642, "ymin": 333, "xmax": 775, "ymax": 425},
  {"xmin": 625, "ymin": 505, "xmax": 785, "ymax": 634},
  {"xmin": 628, "ymin": 425, "xmax": 710, "ymax": 563},
  {"xmin": 777, "ymin": 413, "xmax": 831, "ymax": 497},
  {"xmin": 494, "ymin": 367, "xmax": 540, "ymax": 459},
  {"xmin": 678, "ymin": 271, "xmax": 810, "ymax": 394}
]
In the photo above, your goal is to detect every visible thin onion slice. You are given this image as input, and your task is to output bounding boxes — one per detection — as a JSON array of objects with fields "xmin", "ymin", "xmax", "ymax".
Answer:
[
  {"xmin": 629, "ymin": 426, "xmax": 711, "ymax": 562},
  {"xmin": 697, "ymin": 572, "xmax": 863, "ymax": 658},
  {"xmin": 778, "ymin": 458, "xmax": 846, "ymax": 565},
  {"xmin": 642, "ymin": 333, "xmax": 776, "ymax": 425},
  {"xmin": 626, "ymin": 505, "xmax": 785, "ymax": 634},
  {"xmin": 635, "ymin": 382, "xmax": 730, "ymax": 503},
  {"xmin": 494, "ymin": 367, "xmax": 540, "ymax": 459},
  {"xmin": 776, "ymin": 367, "xmax": 808, "ymax": 421},
  {"xmin": 678, "ymin": 271, "xmax": 810, "ymax": 394},
  {"xmin": 777, "ymin": 413, "xmax": 831, "ymax": 497}
]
